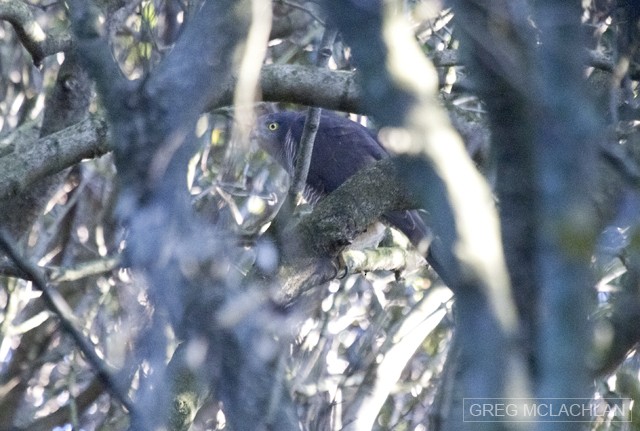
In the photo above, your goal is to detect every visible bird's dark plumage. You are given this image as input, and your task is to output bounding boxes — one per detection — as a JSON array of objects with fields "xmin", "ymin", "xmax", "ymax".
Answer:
[{"xmin": 251, "ymin": 111, "xmax": 431, "ymax": 251}]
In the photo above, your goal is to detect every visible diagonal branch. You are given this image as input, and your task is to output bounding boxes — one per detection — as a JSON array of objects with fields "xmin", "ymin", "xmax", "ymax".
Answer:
[
  {"xmin": 0, "ymin": 230, "xmax": 135, "ymax": 415},
  {"xmin": 0, "ymin": 114, "xmax": 109, "ymax": 201},
  {"xmin": 276, "ymin": 156, "xmax": 444, "ymax": 301},
  {"xmin": 0, "ymin": 0, "xmax": 72, "ymax": 66}
]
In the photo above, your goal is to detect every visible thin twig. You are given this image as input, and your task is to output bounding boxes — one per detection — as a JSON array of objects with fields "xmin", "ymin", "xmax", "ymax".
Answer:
[
  {"xmin": 0, "ymin": 230, "xmax": 136, "ymax": 415},
  {"xmin": 289, "ymin": 27, "xmax": 338, "ymax": 206},
  {"xmin": 0, "ymin": 255, "xmax": 120, "ymax": 282}
]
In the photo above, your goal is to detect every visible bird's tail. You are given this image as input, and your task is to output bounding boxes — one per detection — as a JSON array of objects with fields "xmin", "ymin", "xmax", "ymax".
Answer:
[
  {"xmin": 383, "ymin": 209, "xmax": 456, "ymax": 288},
  {"xmin": 382, "ymin": 210, "xmax": 432, "ymax": 254}
]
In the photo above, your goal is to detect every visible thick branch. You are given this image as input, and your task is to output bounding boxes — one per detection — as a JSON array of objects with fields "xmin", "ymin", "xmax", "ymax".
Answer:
[
  {"xmin": 210, "ymin": 64, "xmax": 361, "ymax": 112},
  {"xmin": 293, "ymin": 159, "xmax": 415, "ymax": 258},
  {"xmin": 241, "ymin": 49, "xmax": 639, "ymax": 114},
  {"xmin": 276, "ymin": 155, "xmax": 451, "ymax": 300},
  {"xmin": 67, "ymin": 1, "xmax": 130, "ymax": 123},
  {"xmin": 68, "ymin": 2, "xmax": 301, "ymax": 431},
  {"xmin": 0, "ymin": 55, "xmax": 628, "ymax": 208},
  {"xmin": 318, "ymin": 3, "xmax": 522, "ymax": 431},
  {"xmin": 532, "ymin": 0, "xmax": 598, "ymax": 406},
  {"xmin": 450, "ymin": 0, "xmax": 539, "ymax": 386},
  {"xmin": 0, "ymin": 115, "xmax": 109, "ymax": 201},
  {"xmin": 0, "ymin": 0, "xmax": 72, "ymax": 65},
  {"xmin": 144, "ymin": 2, "xmax": 251, "ymax": 137},
  {"xmin": 0, "ymin": 50, "xmax": 92, "ymax": 240}
]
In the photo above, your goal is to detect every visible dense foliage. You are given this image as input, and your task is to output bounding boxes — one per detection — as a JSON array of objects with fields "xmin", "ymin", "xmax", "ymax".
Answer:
[{"xmin": 1, "ymin": 1, "xmax": 640, "ymax": 431}]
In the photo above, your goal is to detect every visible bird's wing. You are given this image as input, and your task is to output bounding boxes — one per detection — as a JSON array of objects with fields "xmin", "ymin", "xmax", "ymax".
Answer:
[
  {"xmin": 319, "ymin": 114, "xmax": 389, "ymax": 160},
  {"xmin": 305, "ymin": 113, "xmax": 389, "ymax": 193}
]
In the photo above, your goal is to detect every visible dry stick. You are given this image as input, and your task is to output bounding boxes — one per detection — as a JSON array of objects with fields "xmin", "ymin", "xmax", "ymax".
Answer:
[
  {"xmin": 289, "ymin": 27, "xmax": 339, "ymax": 207},
  {"xmin": 0, "ymin": 230, "xmax": 136, "ymax": 416}
]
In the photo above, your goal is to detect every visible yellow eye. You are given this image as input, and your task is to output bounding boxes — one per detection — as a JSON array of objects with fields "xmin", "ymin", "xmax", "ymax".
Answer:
[{"xmin": 267, "ymin": 122, "xmax": 279, "ymax": 131}]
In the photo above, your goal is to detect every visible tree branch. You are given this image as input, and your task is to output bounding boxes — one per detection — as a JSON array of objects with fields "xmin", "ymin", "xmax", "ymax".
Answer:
[
  {"xmin": 0, "ymin": 50, "xmax": 92, "ymax": 240},
  {"xmin": 290, "ymin": 28, "xmax": 338, "ymax": 204},
  {"xmin": 68, "ymin": 2, "xmax": 302, "ymax": 430},
  {"xmin": 0, "ymin": 255, "xmax": 119, "ymax": 281},
  {"xmin": 450, "ymin": 0, "xmax": 540, "ymax": 389},
  {"xmin": 0, "ymin": 0, "xmax": 72, "ymax": 66},
  {"xmin": 209, "ymin": 64, "xmax": 362, "ymax": 112},
  {"xmin": 0, "ymin": 114, "xmax": 109, "ymax": 201},
  {"xmin": 0, "ymin": 230, "xmax": 135, "ymax": 415},
  {"xmin": 532, "ymin": 0, "xmax": 598, "ymax": 406},
  {"xmin": 275, "ymin": 155, "xmax": 447, "ymax": 301},
  {"xmin": 0, "ymin": 55, "xmax": 629, "ymax": 221},
  {"xmin": 318, "ymin": 3, "xmax": 523, "ymax": 431},
  {"xmin": 342, "ymin": 246, "xmax": 424, "ymax": 274},
  {"xmin": 66, "ymin": 1, "xmax": 130, "ymax": 124},
  {"xmin": 342, "ymin": 286, "xmax": 452, "ymax": 431}
]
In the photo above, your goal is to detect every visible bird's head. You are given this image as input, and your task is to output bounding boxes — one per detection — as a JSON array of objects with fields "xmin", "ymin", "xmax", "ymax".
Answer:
[{"xmin": 251, "ymin": 112, "xmax": 304, "ymax": 174}]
